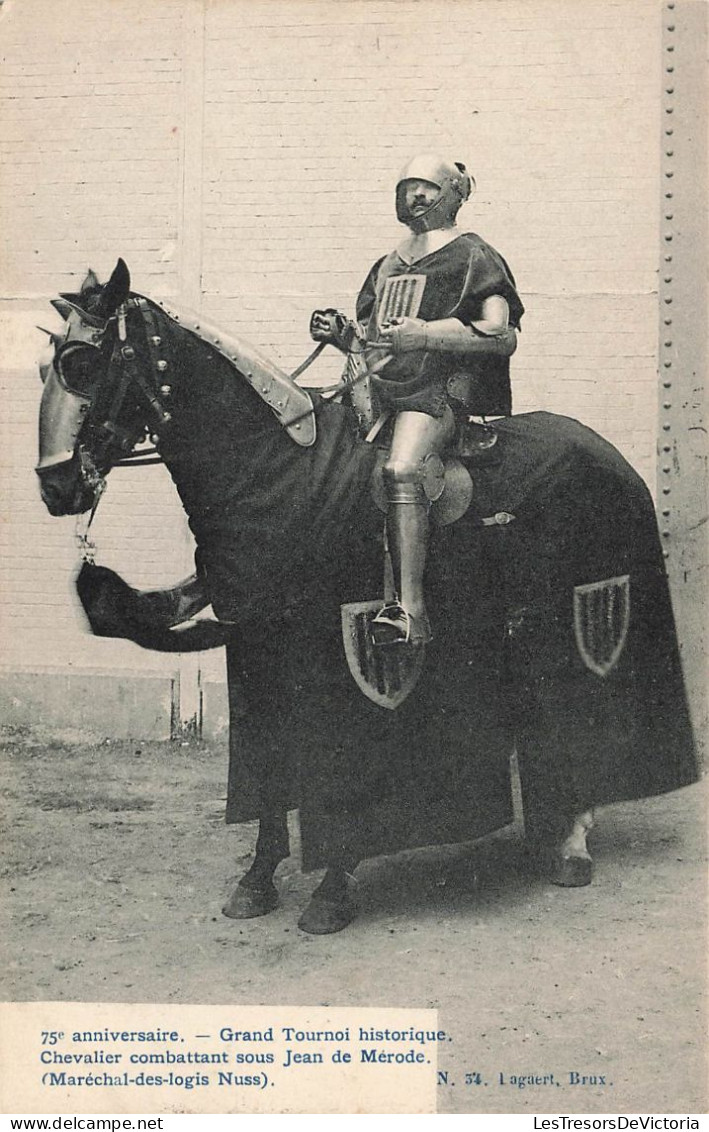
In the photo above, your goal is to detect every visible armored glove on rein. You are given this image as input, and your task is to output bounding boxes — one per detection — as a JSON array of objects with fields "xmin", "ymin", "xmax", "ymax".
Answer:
[{"xmin": 309, "ymin": 308, "xmax": 358, "ymax": 354}]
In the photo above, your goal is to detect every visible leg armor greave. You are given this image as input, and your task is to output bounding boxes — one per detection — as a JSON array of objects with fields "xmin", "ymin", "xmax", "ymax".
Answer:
[{"xmin": 373, "ymin": 408, "xmax": 454, "ymax": 646}]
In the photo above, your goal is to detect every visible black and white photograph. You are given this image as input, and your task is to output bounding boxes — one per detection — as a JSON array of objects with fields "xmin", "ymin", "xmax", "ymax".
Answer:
[{"xmin": 0, "ymin": 0, "xmax": 706, "ymax": 1117}]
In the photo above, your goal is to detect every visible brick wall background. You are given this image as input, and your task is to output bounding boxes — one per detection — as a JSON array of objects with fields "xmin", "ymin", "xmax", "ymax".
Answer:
[
  {"xmin": 0, "ymin": 0, "xmax": 703, "ymax": 737},
  {"xmin": 201, "ymin": 0, "xmax": 663, "ymax": 470}
]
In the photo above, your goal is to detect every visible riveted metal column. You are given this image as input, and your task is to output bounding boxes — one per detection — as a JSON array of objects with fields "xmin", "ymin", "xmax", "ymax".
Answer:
[
  {"xmin": 657, "ymin": 1, "xmax": 707, "ymax": 754},
  {"xmin": 176, "ymin": 0, "xmax": 207, "ymax": 735}
]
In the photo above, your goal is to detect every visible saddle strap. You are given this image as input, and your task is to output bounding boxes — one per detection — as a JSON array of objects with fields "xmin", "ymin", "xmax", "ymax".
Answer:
[{"xmin": 480, "ymin": 511, "xmax": 516, "ymax": 526}]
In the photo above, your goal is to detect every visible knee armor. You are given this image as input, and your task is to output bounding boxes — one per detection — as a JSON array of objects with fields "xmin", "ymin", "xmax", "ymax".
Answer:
[{"xmin": 383, "ymin": 451, "xmax": 446, "ymax": 504}]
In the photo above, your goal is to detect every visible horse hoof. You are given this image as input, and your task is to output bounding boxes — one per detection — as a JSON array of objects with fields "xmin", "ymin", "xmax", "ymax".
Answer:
[
  {"xmin": 297, "ymin": 894, "xmax": 357, "ymax": 935},
  {"xmin": 548, "ymin": 854, "xmax": 593, "ymax": 887},
  {"xmin": 222, "ymin": 882, "xmax": 279, "ymax": 919}
]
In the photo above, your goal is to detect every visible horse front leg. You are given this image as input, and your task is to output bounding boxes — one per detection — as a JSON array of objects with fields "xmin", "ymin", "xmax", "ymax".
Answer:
[
  {"xmin": 549, "ymin": 809, "xmax": 595, "ymax": 887},
  {"xmin": 222, "ymin": 809, "xmax": 290, "ymax": 919},
  {"xmin": 297, "ymin": 856, "xmax": 360, "ymax": 935},
  {"xmin": 514, "ymin": 725, "xmax": 596, "ymax": 887}
]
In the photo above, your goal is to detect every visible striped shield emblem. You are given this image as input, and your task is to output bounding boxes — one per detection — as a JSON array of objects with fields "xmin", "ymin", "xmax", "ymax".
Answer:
[
  {"xmin": 377, "ymin": 274, "xmax": 426, "ymax": 330},
  {"xmin": 341, "ymin": 600, "xmax": 426, "ymax": 709},
  {"xmin": 573, "ymin": 574, "xmax": 631, "ymax": 678}
]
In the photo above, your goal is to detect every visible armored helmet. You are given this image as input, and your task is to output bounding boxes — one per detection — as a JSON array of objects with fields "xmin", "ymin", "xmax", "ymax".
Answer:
[{"xmin": 395, "ymin": 154, "xmax": 475, "ymax": 232}]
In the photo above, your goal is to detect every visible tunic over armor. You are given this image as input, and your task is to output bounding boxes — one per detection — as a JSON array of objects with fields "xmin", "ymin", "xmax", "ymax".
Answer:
[{"xmin": 356, "ymin": 231, "xmax": 525, "ymax": 418}]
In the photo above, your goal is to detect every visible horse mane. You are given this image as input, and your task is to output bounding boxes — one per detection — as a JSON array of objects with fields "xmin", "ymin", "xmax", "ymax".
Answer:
[{"xmin": 137, "ymin": 297, "xmax": 382, "ymax": 627}]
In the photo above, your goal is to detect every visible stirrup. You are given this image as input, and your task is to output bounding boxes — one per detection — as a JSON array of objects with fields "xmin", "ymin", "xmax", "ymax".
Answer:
[{"xmin": 371, "ymin": 603, "xmax": 430, "ymax": 647}]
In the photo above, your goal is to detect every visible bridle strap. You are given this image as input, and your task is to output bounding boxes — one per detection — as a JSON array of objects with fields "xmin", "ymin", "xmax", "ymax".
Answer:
[
  {"xmin": 141, "ymin": 300, "xmax": 175, "ymax": 413},
  {"xmin": 117, "ymin": 299, "xmax": 173, "ymax": 430},
  {"xmin": 74, "ymin": 449, "xmax": 107, "ymax": 563},
  {"xmin": 105, "ymin": 335, "xmax": 135, "ymax": 430},
  {"xmin": 302, "ymin": 350, "xmax": 394, "ymax": 398},
  {"xmin": 289, "ymin": 340, "xmax": 327, "ymax": 380}
]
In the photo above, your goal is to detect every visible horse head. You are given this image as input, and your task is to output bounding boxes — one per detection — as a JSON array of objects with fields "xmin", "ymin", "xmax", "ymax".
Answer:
[
  {"xmin": 37, "ymin": 259, "xmax": 321, "ymax": 520},
  {"xmin": 36, "ymin": 259, "xmax": 155, "ymax": 515}
]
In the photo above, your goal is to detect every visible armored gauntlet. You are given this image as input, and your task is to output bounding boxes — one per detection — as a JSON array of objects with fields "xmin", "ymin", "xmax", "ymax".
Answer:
[{"xmin": 309, "ymin": 308, "xmax": 357, "ymax": 354}]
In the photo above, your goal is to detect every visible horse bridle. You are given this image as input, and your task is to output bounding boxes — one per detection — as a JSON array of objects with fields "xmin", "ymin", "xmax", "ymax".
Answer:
[
  {"xmin": 98, "ymin": 298, "xmax": 172, "ymax": 458},
  {"xmin": 69, "ymin": 296, "xmax": 385, "ymax": 558},
  {"xmin": 68, "ymin": 297, "xmax": 173, "ymax": 559}
]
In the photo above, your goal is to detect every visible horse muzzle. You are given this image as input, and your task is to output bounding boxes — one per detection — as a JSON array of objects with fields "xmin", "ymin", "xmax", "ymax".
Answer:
[
  {"xmin": 36, "ymin": 355, "xmax": 98, "ymax": 514},
  {"xmin": 36, "ymin": 456, "xmax": 97, "ymax": 516}
]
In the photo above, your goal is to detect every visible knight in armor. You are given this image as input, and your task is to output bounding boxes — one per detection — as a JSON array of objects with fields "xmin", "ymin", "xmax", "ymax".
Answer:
[{"xmin": 311, "ymin": 154, "xmax": 524, "ymax": 645}]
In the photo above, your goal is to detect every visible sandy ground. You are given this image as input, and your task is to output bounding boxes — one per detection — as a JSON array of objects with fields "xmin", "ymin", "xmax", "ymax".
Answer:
[{"xmin": 1, "ymin": 726, "xmax": 706, "ymax": 1115}]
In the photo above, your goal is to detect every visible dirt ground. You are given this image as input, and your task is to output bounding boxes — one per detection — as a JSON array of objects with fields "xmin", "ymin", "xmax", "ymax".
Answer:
[{"xmin": 1, "ymin": 725, "xmax": 706, "ymax": 1115}]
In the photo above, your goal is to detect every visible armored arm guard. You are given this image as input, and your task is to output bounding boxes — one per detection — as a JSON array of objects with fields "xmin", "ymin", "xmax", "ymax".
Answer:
[
  {"xmin": 381, "ymin": 316, "xmax": 517, "ymax": 358},
  {"xmin": 424, "ymin": 319, "xmax": 517, "ymax": 357}
]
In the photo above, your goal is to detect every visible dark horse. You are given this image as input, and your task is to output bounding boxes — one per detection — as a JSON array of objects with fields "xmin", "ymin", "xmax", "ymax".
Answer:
[{"xmin": 36, "ymin": 260, "xmax": 697, "ymax": 933}]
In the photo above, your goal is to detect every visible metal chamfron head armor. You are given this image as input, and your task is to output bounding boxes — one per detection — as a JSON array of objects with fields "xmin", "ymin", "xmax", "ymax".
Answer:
[{"xmin": 395, "ymin": 154, "xmax": 475, "ymax": 233}]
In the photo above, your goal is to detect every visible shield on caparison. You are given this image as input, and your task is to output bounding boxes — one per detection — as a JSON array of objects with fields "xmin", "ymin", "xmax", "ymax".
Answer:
[
  {"xmin": 573, "ymin": 574, "xmax": 631, "ymax": 678},
  {"xmin": 341, "ymin": 599, "xmax": 426, "ymax": 710}
]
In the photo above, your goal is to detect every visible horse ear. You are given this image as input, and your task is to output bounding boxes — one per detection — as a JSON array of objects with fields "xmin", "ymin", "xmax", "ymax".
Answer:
[
  {"xmin": 51, "ymin": 298, "xmax": 74, "ymax": 320},
  {"xmin": 96, "ymin": 258, "xmax": 131, "ymax": 317},
  {"xmin": 36, "ymin": 326, "xmax": 64, "ymax": 349},
  {"xmin": 79, "ymin": 268, "xmax": 101, "ymax": 294}
]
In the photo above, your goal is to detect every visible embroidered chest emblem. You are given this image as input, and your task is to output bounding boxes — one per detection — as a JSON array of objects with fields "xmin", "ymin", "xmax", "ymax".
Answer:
[{"xmin": 377, "ymin": 274, "xmax": 426, "ymax": 330}]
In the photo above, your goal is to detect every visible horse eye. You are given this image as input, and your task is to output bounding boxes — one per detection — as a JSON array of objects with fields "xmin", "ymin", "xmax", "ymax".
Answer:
[{"xmin": 58, "ymin": 346, "xmax": 102, "ymax": 397}]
